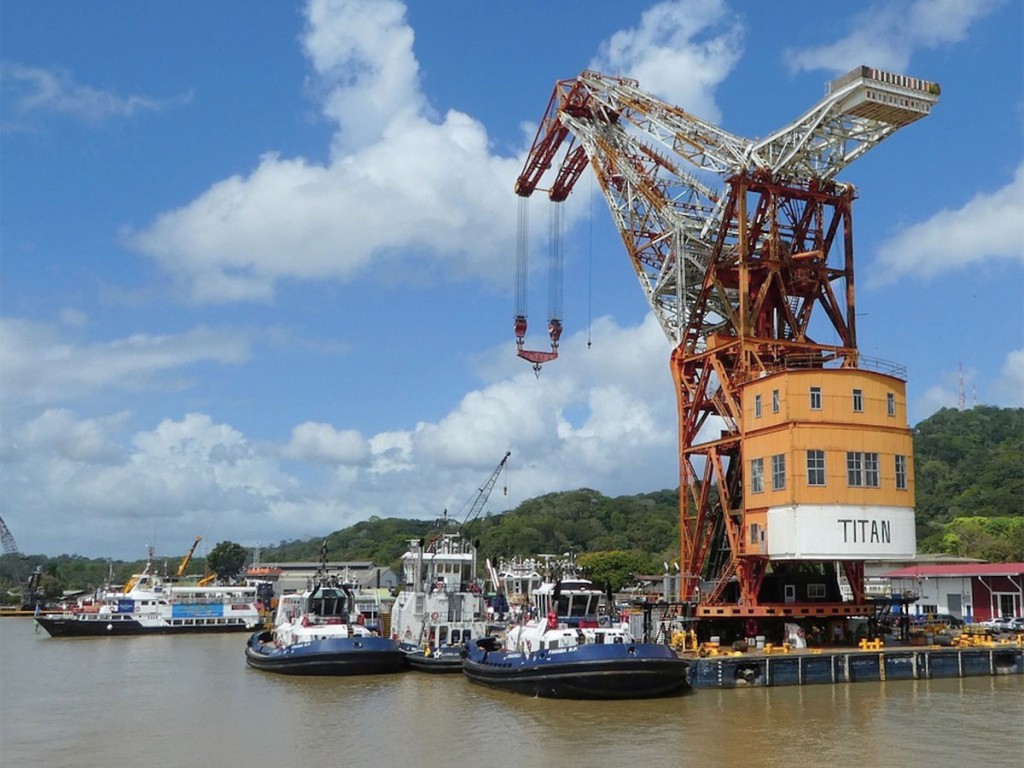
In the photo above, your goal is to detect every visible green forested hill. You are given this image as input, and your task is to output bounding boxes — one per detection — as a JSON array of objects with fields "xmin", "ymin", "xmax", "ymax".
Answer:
[
  {"xmin": 913, "ymin": 406, "xmax": 1023, "ymax": 558},
  {"xmin": 4, "ymin": 407, "xmax": 1021, "ymax": 597},
  {"xmin": 255, "ymin": 487, "xmax": 678, "ymax": 581}
]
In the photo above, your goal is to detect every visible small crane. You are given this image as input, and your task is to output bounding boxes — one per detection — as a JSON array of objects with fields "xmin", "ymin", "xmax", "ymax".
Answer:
[
  {"xmin": 458, "ymin": 451, "xmax": 512, "ymax": 528},
  {"xmin": 177, "ymin": 536, "xmax": 202, "ymax": 578}
]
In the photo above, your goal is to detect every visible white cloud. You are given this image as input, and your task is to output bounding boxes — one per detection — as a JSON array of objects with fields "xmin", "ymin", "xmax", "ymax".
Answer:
[
  {"xmin": 408, "ymin": 314, "xmax": 677, "ymax": 501},
  {"xmin": 127, "ymin": 111, "xmax": 521, "ymax": 302},
  {"xmin": 591, "ymin": 0, "xmax": 742, "ymax": 123},
  {"xmin": 303, "ymin": 0, "xmax": 426, "ymax": 154},
  {"xmin": 15, "ymin": 409, "xmax": 126, "ymax": 464},
  {"xmin": 0, "ymin": 319, "xmax": 250, "ymax": 406},
  {"xmin": 1, "ymin": 315, "xmax": 679, "ymax": 558},
  {"xmin": 914, "ymin": 383, "xmax": 957, "ymax": 421},
  {"xmin": 1, "ymin": 411, "xmax": 294, "ymax": 557},
  {"xmin": 284, "ymin": 421, "xmax": 371, "ymax": 465},
  {"xmin": 127, "ymin": 0, "xmax": 743, "ymax": 303},
  {"xmin": 911, "ymin": 352, "xmax": 1022, "ymax": 420},
  {"xmin": 0, "ymin": 62, "xmax": 191, "ymax": 123},
  {"xmin": 993, "ymin": 349, "xmax": 1024, "ymax": 407},
  {"xmin": 784, "ymin": 0, "xmax": 1003, "ymax": 74},
  {"xmin": 870, "ymin": 163, "xmax": 1024, "ymax": 285}
]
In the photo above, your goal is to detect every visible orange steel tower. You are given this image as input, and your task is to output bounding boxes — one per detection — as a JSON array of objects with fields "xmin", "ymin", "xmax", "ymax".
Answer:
[{"xmin": 514, "ymin": 67, "xmax": 940, "ymax": 619}]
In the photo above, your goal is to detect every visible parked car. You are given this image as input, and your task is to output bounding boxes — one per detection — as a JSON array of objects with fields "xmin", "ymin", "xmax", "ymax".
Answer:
[
  {"xmin": 1008, "ymin": 617, "xmax": 1024, "ymax": 633},
  {"xmin": 912, "ymin": 613, "xmax": 964, "ymax": 628},
  {"xmin": 982, "ymin": 616, "xmax": 1016, "ymax": 632}
]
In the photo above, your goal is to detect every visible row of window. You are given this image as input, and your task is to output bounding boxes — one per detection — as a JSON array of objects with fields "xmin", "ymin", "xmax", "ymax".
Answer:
[
  {"xmin": 750, "ymin": 451, "xmax": 909, "ymax": 492},
  {"xmin": 168, "ymin": 618, "xmax": 245, "ymax": 626},
  {"xmin": 753, "ymin": 388, "xmax": 898, "ymax": 417}
]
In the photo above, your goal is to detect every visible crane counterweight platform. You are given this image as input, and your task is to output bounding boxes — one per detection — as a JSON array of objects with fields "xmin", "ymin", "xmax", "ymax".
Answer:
[{"xmin": 512, "ymin": 65, "xmax": 939, "ymax": 619}]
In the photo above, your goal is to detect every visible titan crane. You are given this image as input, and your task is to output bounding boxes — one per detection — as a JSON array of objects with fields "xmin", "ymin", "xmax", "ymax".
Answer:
[{"xmin": 515, "ymin": 66, "xmax": 939, "ymax": 620}]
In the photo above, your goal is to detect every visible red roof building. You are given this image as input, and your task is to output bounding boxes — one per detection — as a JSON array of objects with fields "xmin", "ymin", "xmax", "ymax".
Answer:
[{"xmin": 881, "ymin": 562, "xmax": 1024, "ymax": 622}]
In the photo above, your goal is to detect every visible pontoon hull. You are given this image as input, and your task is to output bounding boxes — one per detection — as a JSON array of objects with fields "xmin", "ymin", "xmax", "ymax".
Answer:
[
  {"xmin": 245, "ymin": 632, "xmax": 408, "ymax": 676},
  {"xmin": 461, "ymin": 643, "xmax": 690, "ymax": 699}
]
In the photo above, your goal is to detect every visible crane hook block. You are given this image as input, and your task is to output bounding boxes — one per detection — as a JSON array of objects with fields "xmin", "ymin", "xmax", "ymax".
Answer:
[
  {"xmin": 514, "ymin": 315, "xmax": 528, "ymax": 350},
  {"xmin": 548, "ymin": 319, "xmax": 562, "ymax": 347}
]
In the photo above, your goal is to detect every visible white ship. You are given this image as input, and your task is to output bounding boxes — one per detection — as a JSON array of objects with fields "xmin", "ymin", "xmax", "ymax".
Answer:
[{"xmin": 36, "ymin": 561, "xmax": 263, "ymax": 637}]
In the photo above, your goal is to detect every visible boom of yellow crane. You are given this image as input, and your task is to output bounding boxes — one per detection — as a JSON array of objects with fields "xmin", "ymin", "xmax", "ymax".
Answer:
[{"xmin": 177, "ymin": 536, "xmax": 202, "ymax": 578}]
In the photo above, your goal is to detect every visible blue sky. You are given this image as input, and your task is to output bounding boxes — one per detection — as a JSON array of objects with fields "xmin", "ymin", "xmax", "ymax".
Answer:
[{"xmin": 2, "ymin": 0, "xmax": 1021, "ymax": 560}]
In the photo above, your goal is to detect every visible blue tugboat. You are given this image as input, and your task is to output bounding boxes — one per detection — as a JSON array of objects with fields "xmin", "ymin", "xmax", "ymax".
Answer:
[
  {"xmin": 461, "ymin": 568, "xmax": 690, "ymax": 699},
  {"xmin": 245, "ymin": 545, "xmax": 407, "ymax": 676}
]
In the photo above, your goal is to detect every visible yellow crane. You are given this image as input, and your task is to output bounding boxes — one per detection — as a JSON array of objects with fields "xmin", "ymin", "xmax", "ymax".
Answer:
[{"xmin": 177, "ymin": 536, "xmax": 202, "ymax": 578}]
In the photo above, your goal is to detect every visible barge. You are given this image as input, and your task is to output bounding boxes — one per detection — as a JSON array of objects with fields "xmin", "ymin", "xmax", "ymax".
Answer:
[{"xmin": 689, "ymin": 644, "xmax": 1024, "ymax": 689}]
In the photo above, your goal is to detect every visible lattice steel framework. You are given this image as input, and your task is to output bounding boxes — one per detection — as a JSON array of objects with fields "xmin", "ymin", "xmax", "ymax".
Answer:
[{"xmin": 514, "ymin": 67, "xmax": 938, "ymax": 609}]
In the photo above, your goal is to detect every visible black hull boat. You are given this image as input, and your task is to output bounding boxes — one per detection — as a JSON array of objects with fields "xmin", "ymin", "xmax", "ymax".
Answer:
[
  {"xmin": 461, "ymin": 639, "xmax": 690, "ymax": 699},
  {"xmin": 245, "ymin": 631, "xmax": 407, "ymax": 676},
  {"xmin": 38, "ymin": 615, "xmax": 255, "ymax": 637},
  {"xmin": 244, "ymin": 557, "xmax": 407, "ymax": 678}
]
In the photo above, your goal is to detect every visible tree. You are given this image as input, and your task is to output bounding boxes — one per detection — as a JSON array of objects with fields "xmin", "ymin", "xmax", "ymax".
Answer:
[
  {"xmin": 39, "ymin": 572, "xmax": 63, "ymax": 600},
  {"xmin": 207, "ymin": 541, "xmax": 247, "ymax": 581},
  {"xmin": 576, "ymin": 550, "xmax": 657, "ymax": 592}
]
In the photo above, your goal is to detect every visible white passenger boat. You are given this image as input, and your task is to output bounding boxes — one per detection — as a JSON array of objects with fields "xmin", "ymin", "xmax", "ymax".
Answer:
[{"xmin": 36, "ymin": 562, "xmax": 263, "ymax": 637}]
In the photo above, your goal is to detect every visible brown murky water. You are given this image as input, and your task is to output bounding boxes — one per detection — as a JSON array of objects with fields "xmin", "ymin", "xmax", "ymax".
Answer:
[{"xmin": 2, "ymin": 618, "xmax": 1022, "ymax": 767}]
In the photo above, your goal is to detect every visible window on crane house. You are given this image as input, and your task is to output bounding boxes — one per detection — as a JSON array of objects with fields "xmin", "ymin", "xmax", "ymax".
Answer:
[
  {"xmin": 750, "ymin": 458, "xmax": 764, "ymax": 493},
  {"xmin": 887, "ymin": 392, "xmax": 896, "ymax": 416},
  {"xmin": 772, "ymin": 389, "xmax": 780, "ymax": 413},
  {"xmin": 847, "ymin": 451, "xmax": 880, "ymax": 487},
  {"xmin": 847, "ymin": 452, "xmax": 863, "ymax": 486},
  {"xmin": 807, "ymin": 450, "xmax": 826, "ymax": 486},
  {"xmin": 810, "ymin": 386, "xmax": 822, "ymax": 410},
  {"xmin": 865, "ymin": 452, "xmax": 880, "ymax": 487},
  {"xmin": 895, "ymin": 455, "xmax": 908, "ymax": 490},
  {"xmin": 754, "ymin": 394, "xmax": 762, "ymax": 418},
  {"xmin": 852, "ymin": 388, "xmax": 863, "ymax": 412},
  {"xmin": 771, "ymin": 454, "xmax": 786, "ymax": 490}
]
